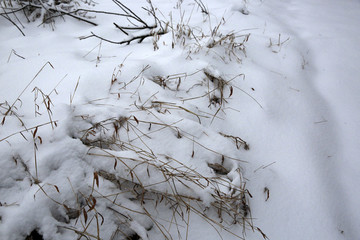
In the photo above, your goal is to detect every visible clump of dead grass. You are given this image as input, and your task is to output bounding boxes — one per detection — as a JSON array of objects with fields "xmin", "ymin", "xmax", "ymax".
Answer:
[{"xmin": 0, "ymin": 2, "xmax": 269, "ymax": 240}]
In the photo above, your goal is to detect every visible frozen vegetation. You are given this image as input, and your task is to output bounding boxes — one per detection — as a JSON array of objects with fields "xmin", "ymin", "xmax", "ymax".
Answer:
[{"xmin": 0, "ymin": 0, "xmax": 359, "ymax": 239}]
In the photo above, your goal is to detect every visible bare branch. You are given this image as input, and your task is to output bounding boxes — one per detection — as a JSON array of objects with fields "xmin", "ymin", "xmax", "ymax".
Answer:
[{"xmin": 80, "ymin": 30, "xmax": 167, "ymax": 45}]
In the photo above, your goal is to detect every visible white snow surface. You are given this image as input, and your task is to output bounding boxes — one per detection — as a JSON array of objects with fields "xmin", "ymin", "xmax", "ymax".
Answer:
[{"xmin": 0, "ymin": 0, "xmax": 359, "ymax": 239}]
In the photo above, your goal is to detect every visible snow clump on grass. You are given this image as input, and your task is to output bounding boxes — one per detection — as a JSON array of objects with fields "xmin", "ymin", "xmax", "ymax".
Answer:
[{"xmin": 0, "ymin": 1, "xmax": 263, "ymax": 239}]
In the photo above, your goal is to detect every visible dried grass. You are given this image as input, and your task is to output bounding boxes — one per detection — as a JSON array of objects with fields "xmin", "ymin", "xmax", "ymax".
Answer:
[{"xmin": 0, "ymin": 2, "xmax": 270, "ymax": 239}]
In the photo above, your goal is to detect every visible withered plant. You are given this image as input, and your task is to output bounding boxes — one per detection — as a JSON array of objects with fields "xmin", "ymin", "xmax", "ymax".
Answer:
[{"xmin": 1, "ymin": 0, "xmax": 99, "ymax": 32}]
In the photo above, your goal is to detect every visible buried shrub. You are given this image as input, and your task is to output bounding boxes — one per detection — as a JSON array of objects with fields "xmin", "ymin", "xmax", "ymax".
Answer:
[
  {"xmin": 0, "ymin": 1, "xmax": 269, "ymax": 239},
  {"xmin": 0, "ymin": 0, "xmax": 98, "ymax": 28}
]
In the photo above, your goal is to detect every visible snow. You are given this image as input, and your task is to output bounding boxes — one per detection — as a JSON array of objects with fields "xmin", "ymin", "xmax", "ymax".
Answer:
[{"xmin": 1, "ymin": 0, "xmax": 359, "ymax": 239}]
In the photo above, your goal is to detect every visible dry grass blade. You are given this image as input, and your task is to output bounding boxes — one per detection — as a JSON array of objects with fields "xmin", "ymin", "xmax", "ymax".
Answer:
[
  {"xmin": 7, "ymin": 49, "xmax": 25, "ymax": 62},
  {"xmin": 0, "ymin": 121, "xmax": 56, "ymax": 142},
  {"xmin": 220, "ymin": 132, "xmax": 250, "ymax": 150},
  {"xmin": 0, "ymin": 12, "xmax": 25, "ymax": 36},
  {"xmin": 1, "ymin": 61, "xmax": 54, "ymax": 125},
  {"xmin": 70, "ymin": 77, "xmax": 80, "ymax": 105}
]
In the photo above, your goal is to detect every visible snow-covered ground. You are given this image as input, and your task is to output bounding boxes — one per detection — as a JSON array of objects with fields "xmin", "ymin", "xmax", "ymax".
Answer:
[{"xmin": 0, "ymin": 0, "xmax": 359, "ymax": 239}]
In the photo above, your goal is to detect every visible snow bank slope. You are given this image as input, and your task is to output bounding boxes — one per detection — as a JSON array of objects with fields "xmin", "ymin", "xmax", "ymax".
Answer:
[{"xmin": 241, "ymin": 0, "xmax": 360, "ymax": 239}]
